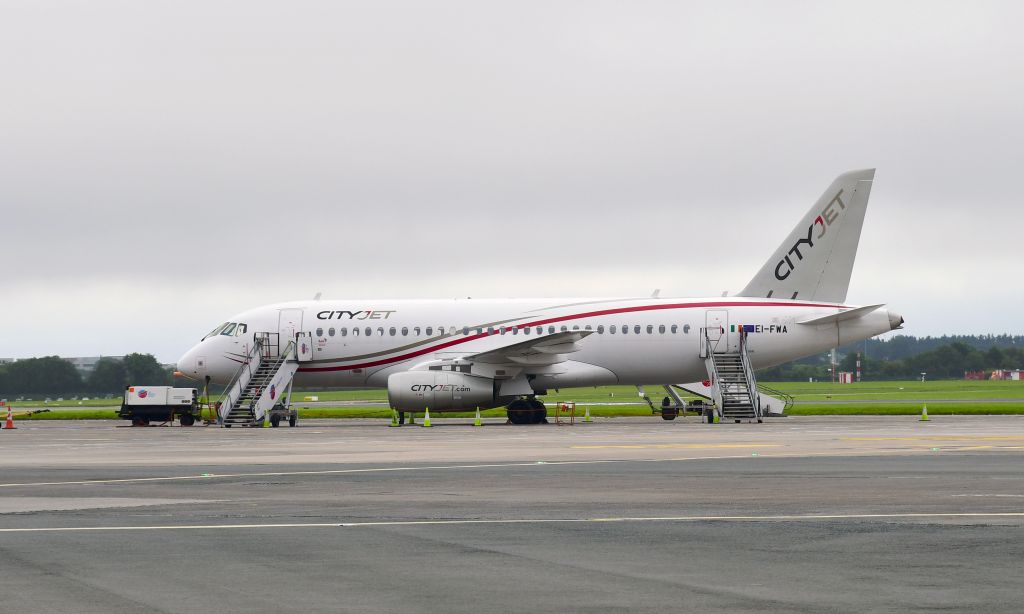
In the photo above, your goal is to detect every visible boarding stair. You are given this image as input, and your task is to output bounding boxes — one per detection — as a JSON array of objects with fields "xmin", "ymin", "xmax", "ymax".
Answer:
[
  {"xmin": 637, "ymin": 384, "xmax": 689, "ymax": 420},
  {"xmin": 701, "ymin": 328, "xmax": 763, "ymax": 422},
  {"xmin": 219, "ymin": 332, "xmax": 304, "ymax": 427}
]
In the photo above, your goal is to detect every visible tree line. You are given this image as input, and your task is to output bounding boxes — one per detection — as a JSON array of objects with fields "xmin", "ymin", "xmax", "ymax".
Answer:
[
  {"xmin": 1, "ymin": 335, "xmax": 1021, "ymax": 393},
  {"xmin": 838, "ymin": 334, "xmax": 1023, "ymax": 362},
  {"xmin": 0, "ymin": 354, "xmax": 174, "ymax": 396},
  {"xmin": 759, "ymin": 338, "xmax": 1024, "ymax": 381}
]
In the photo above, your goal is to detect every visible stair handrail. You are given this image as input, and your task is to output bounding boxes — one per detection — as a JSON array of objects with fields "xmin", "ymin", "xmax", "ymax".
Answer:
[
  {"xmin": 702, "ymin": 328, "xmax": 724, "ymax": 414},
  {"xmin": 216, "ymin": 335, "xmax": 267, "ymax": 423},
  {"xmin": 738, "ymin": 330, "xmax": 762, "ymax": 418},
  {"xmin": 243, "ymin": 339, "xmax": 299, "ymax": 423},
  {"xmin": 756, "ymin": 383, "xmax": 795, "ymax": 414}
]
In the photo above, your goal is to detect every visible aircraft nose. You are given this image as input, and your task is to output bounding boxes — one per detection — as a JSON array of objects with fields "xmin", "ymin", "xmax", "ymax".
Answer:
[{"xmin": 176, "ymin": 347, "xmax": 199, "ymax": 380}]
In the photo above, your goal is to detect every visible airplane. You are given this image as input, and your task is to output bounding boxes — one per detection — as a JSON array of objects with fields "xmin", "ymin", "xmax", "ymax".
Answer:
[{"xmin": 176, "ymin": 169, "xmax": 902, "ymax": 425}]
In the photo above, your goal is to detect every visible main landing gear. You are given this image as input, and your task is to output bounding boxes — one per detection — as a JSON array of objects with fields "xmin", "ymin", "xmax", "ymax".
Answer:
[{"xmin": 506, "ymin": 398, "xmax": 548, "ymax": 425}]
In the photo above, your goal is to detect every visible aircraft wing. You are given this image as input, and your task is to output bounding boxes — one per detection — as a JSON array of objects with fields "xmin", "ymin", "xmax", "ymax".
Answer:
[{"xmin": 463, "ymin": 330, "xmax": 594, "ymax": 367}]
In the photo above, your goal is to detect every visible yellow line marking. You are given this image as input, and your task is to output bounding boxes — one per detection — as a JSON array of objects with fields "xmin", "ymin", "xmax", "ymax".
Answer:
[
  {"xmin": 845, "ymin": 436, "xmax": 1024, "ymax": 442},
  {"xmin": 2, "ymin": 512, "xmax": 1023, "ymax": 533},
  {"xmin": 571, "ymin": 443, "xmax": 784, "ymax": 450},
  {"xmin": 945, "ymin": 445, "xmax": 1024, "ymax": 452}
]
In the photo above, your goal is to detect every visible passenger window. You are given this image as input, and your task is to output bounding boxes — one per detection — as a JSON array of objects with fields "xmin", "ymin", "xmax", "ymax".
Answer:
[
  {"xmin": 352, "ymin": 328, "xmax": 360, "ymax": 336},
  {"xmin": 634, "ymin": 325, "xmax": 641, "ymax": 334},
  {"xmin": 402, "ymin": 327, "xmax": 409, "ymax": 336},
  {"xmin": 684, "ymin": 324, "xmax": 691, "ymax": 334},
  {"xmin": 536, "ymin": 327, "xmax": 543, "ymax": 335},
  {"xmin": 414, "ymin": 327, "xmax": 421, "ymax": 336},
  {"xmin": 622, "ymin": 325, "xmax": 628, "ymax": 335},
  {"xmin": 364, "ymin": 327, "xmax": 372, "ymax": 336},
  {"xmin": 328, "ymin": 327, "xmax": 336, "ymax": 337},
  {"xmin": 487, "ymin": 327, "xmax": 495, "ymax": 335},
  {"xmin": 463, "ymin": 327, "xmax": 469, "ymax": 335},
  {"xmin": 610, "ymin": 325, "xmax": 617, "ymax": 334},
  {"xmin": 560, "ymin": 326, "xmax": 568, "ymax": 332},
  {"xmin": 584, "ymin": 325, "xmax": 592, "ymax": 331},
  {"xmin": 389, "ymin": 327, "xmax": 396, "ymax": 336},
  {"xmin": 377, "ymin": 327, "xmax": 385, "ymax": 336},
  {"xmin": 341, "ymin": 328, "xmax": 348, "ymax": 337},
  {"xmin": 671, "ymin": 324, "xmax": 678, "ymax": 334},
  {"xmin": 316, "ymin": 327, "xmax": 324, "ymax": 337},
  {"xmin": 220, "ymin": 323, "xmax": 237, "ymax": 336},
  {"xmin": 548, "ymin": 326, "xmax": 555, "ymax": 334},
  {"xmin": 512, "ymin": 327, "xmax": 518, "ymax": 335},
  {"xmin": 572, "ymin": 325, "xmax": 580, "ymax": 331},
  {"xmin": 524, "ymin": 327, "xmax": 531, "ymax": 335},
  {"xmin": 449, "ymin": 327, "xmax": 457, "ymax": 335},
  {"xmin": 647, "ymin": 325, "xmax": 653, "ymax": 334},
  {"xmin": 426, "ymin": 327, "xmax": 434, "ymax": 336},
  {"xmin": 658, "ymin": 325, "xmax": 665, "ymax": 334},
  {"xmin": 597, "ymin": 325, "xmax": 604, "ymax": 334}
]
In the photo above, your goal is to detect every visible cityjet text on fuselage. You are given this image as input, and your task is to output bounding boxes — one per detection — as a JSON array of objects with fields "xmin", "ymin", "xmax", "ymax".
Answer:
[
  {"xmin": 775, "ymin": 188, "xmax": 847, "ymax": 281},
  {"xmin": 316, "ymin": 310, "xmax": 397, "ymax": 320},
  {"xmin": 411, "ymin": 384, "xmax": 472, "ymax": 392}
]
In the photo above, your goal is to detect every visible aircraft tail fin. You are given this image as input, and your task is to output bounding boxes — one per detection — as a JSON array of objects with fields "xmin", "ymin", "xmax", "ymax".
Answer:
[{"xmin": 738, "ymin": 169, "xmax": 875, "ymax": 303}]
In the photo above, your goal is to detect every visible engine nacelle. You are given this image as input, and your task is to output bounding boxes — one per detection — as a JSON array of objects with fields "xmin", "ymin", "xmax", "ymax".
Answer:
[{"xmin": 387, "ymin": 371, "xmax": 497, "ymax": 411}]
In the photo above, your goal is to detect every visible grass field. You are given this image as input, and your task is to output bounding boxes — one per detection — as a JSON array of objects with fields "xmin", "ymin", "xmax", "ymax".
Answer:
[{"xmin": 5, "ymin": 380, "xmax": 1022, "ymax": 420}]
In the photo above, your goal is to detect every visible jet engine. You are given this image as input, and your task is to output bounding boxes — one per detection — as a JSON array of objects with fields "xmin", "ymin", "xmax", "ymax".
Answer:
[{"xmin": 387, "ymin": 371, "xmax": 497, "ymax": 411}]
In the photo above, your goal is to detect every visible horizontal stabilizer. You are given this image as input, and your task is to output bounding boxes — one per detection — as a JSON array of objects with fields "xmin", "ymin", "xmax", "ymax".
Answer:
[{"xmin": 797, "ymin": 304, "xmax": 884, "ymax": 326}]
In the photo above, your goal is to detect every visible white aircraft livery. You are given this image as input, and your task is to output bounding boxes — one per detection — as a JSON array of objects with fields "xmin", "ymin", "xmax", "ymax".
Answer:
[{"xmin": 177, "ymin": 169, "xmax": 902, "ymax": 425}]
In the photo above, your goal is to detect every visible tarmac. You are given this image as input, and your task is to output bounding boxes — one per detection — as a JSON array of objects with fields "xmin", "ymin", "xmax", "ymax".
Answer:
[{"xmin": 1, "ymin": 415, "xmax": 1022, "ymax": 613}]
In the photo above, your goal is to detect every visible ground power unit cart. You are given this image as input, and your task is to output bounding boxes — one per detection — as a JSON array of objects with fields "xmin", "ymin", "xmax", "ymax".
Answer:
[{"xmin": 118, "ymin": 386, "xmax": 202, "ymax": 426}]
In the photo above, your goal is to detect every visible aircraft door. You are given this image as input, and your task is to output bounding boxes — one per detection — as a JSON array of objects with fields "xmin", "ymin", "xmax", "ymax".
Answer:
[
  {"xmin": 279, "ymin": 308, "xmax": 304, "ymax": 344},
  {"xmin": 705, "ymin": 310, "xmax": 728, "ymax": 354}
]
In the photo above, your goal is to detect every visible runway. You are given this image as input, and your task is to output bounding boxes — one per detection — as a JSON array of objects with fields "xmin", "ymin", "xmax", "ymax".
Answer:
[{"xmin": 1, "ymin": 416, "xmax": 1022, "ymax": 613}]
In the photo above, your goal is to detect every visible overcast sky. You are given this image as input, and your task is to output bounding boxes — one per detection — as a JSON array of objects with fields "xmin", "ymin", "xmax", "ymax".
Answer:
[{"xmin": 2, "ymin": 1, "xmax": 1022, "ymax": 363}]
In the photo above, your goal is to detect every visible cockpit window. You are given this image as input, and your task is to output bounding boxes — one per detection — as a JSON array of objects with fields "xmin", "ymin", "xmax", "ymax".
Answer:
[
  {"xmin": 203, "ymin": 322, "xmax": 229, "ymax": 340},
  {"xmin": 235, "ymin": 323, "xmax": 247, "ymax": 336},
  {"xmin": 220, "ymin": 323, "xmax": 237, "ymax": 336}
]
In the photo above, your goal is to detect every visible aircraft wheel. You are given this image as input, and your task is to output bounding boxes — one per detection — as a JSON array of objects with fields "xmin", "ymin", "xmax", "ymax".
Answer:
[
  {"xmin": 661, "ymin": 410, "xmax": 677, "ymax": 421},
  {"xmin": 270, "ymin": 416, "xmax": 281, "ymax": 428},
  {"xmin": 528, "ymin": 399, "xmax": 548, "ymax": 424},
  {"xmin": 289, "ymin": 414, "xmax": 297, "ymax": 427},
  {"xmin": 179, "ymin": 413, "xmax": 195, "ymax": 426},
  {"xmin": 507, "ymin": 400, "xmax": 532, "ymax": 425}
]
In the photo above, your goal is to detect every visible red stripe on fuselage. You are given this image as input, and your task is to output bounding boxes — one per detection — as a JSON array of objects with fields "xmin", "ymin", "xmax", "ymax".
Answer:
[{"xmin": 296, "ymin": 300, "xmax": 846, "ymax": 373}]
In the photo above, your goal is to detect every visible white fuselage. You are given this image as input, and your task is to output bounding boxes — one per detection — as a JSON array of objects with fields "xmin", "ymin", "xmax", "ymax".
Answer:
[{"xmin": 177, "ymin": 296, "xmax": 899, "ymax": 392}]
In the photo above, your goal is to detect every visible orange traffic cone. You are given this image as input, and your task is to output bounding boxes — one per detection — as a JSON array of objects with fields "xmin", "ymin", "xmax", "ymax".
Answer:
[{"xmin": 3, "ymin": 404, "xmax": 15, "ymax": 430}]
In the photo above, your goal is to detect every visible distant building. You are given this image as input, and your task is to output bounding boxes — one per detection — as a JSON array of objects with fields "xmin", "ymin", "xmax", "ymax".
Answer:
[
  {"xmin": 990, "ymin": 369, "xmax": 1022, "ymax": 381},
  {"xmin": 64, "ymin": 356, "xmax": 126, "ymax": 377}
]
